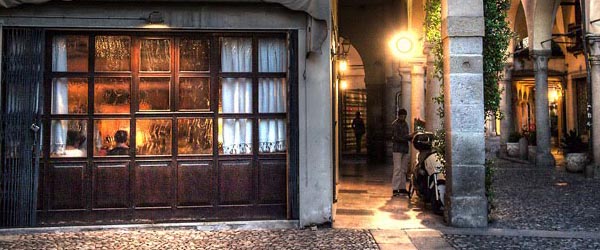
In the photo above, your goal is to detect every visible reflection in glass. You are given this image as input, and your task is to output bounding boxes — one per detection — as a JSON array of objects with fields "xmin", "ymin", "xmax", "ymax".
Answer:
[
  {"xmin": 52, "ymin": 35, "xmax": 89, "ymax": 72},
  {"xmin": 180, "ymin": 39, "xmax": 210, "ymax": 71},
  {"xmin": 94, "ymin": 77, "xmax": 131, "ymax": 114},
  {"xmin": 136, "ymin": 119, "xmax": 172, "ymax": 155},
  {"xmin": 94, "ymin": 120, "xmax": 130, "ymax": 156},
  {"xmin": 95, "ymin": 36, "xmax": 131, "ymax": 71},
  {"xmin": 259, "ymin": 78, "xmax": 286, "ymax": 113},
  {"xmin": 221, "ymin": 37, "xmax": 252, "ymax": 72},
  {"xmin": 141, "ymin": 39, "xmax": 171, "ymax": 72},
  {"xmin": 179, "ymin": 77, "xmax": 209, "ymax": 110},
  {"xmin": 218, "ymin": 118, "xmax": 252, "ymax": 155},
  {"xmin": 139, "ymin": 77, "xmax": 170, "ymax": 111},
  {"xmin": 258, "ymin": 38, "xmax": 287, "ymax": 72},
  {"xmin": 259, "ymin": 119, "xmax": 286, "ymax": 153},
  {"xmin": 52, "ymin": 78, "xmax": 88, "ymax": 114},
  {"xmin": 219, "ymin": 78, "xmax": 252, "ymax": 113},
  {"xmin": 51, "ymin": 119, "xmax": 87, "ymax": 157},
  {"xmin": 178, "ymin": 118, "xmax": 212, "ymax": 155}
]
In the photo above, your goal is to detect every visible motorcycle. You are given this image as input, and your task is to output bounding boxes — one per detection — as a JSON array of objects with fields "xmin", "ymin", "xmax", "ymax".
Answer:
[{"xmin": 408, "ymin": 131, "xmax": 446, "ymax": 215}]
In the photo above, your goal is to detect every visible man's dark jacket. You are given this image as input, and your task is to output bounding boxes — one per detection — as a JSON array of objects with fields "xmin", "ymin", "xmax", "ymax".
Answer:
[{"xmin": 392, "ymin": 118, "xmax": 410, "ymax": 153}]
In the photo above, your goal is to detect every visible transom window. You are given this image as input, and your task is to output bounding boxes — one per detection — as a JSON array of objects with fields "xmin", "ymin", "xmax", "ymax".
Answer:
[{"xmin": 45, "ymin": 33, "xmax": 288, "ymax": 158}]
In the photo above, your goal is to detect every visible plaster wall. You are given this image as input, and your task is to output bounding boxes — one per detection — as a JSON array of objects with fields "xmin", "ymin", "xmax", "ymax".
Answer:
[{"xmin": 0, "ymin": 1, "xmax": 333, "ymax": 227}]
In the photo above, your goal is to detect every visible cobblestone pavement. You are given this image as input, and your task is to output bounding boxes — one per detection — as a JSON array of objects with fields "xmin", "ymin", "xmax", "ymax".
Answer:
[
  {"xmin": 0, "ymin": 228, "xmax": 378, "ymax": 250},
  {"xmin": 443, "ymin": 157, "xmax": 600, "ymax": 250}
]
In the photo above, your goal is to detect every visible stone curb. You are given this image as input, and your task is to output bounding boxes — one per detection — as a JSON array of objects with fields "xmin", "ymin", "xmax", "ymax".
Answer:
[
  {"xmin": 440, "ymin": 227, "xmax": 600, "ymax": 240},
  {"xmin": 0, "ymin": 220, "xmax": 299, "ymax": 235}
]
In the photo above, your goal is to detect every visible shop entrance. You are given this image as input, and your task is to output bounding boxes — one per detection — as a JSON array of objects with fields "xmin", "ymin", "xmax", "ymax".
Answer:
[{"xmin": 17, "ymin": 30, "xmax": 297, "ymax": 225}]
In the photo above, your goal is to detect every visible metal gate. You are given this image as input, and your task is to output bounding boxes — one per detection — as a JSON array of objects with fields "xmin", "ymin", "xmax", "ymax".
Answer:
[{"xmin": 1, "ymin": 28, "xmax": 44, "ymax": 227}]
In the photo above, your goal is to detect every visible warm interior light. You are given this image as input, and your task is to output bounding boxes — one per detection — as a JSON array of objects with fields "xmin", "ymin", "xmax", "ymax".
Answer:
[
  {"xmin": 340, "ymin": 80, "xmax": 348, "ymax": 90},
  {"xmin": 339, "ymin": 59, "xmax": 348, "ymax": 72},
  {"xmin": 548, "ymin": 88, "xmax": 559, "ymax": 103}
]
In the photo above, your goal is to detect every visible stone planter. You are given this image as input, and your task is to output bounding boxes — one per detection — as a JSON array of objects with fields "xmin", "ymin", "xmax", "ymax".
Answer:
[
  {"xmin": 528, "ymin": 145, "xmax": 536, "ymax": 164},
  {"xmin": 506, "ymin": 142, "xmax": 519, "ymax": 157},
  {"xmin": 565, "ymin": 153, "xmax": 588, "ymax": 172}
]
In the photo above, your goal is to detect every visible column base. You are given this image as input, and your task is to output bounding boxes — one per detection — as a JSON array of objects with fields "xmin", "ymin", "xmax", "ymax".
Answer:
[
  {"xmin": 445, "ymin": 196, "xmax": 488, "ymax": 228},
  {"xmin": 535, "ymin": 152, "xmax": 556, "ymax": 167}
]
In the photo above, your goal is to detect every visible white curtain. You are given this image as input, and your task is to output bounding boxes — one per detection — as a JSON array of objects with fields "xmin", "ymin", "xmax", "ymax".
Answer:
[
  {"xmin": 258, "ymin": 39, "xmax": 287, "ymax": 153},
  {"xmin": 51, "ymin": 36, "xmax": 68, "ymax": 154},
  {"xmin": 221, "ymin": 38, "xmax": 252, "ymax": 155}
]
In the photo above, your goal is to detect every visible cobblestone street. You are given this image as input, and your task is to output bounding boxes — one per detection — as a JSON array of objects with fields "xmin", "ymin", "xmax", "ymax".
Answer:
[
  {"xmin": 443, "ymin": 157, "xmax": 600, "ymax": 250},
  {"xmin": 0, "ymin": 228, "xmax": 378, "ymax": 250}
]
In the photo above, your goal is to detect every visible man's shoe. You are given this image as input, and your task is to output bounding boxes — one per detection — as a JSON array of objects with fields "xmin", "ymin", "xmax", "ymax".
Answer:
[
  {"xmin": 398, "ymin": 189, "xmax": 409, "ymax": 195},
  {"xmin": 392, "ymin": 190, "xmax": 401, "ymax": 197}
]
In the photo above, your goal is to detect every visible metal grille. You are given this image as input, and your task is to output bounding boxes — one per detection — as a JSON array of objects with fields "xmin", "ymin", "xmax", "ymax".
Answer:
[{"xmin": 1, "ymin": 28, "xmax": 44, "ymax": 227}]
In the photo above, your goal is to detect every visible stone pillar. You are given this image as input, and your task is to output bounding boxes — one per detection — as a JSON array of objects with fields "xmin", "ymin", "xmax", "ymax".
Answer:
[
  {"xmin": 441, "ymin": 0, "xmax": 487, "ymax": 227},
  {"xmin": 589, "ymin": 37, "xmax": 600, "ymax": 168},
  {"xmin": 425, "ymin": 46, "xmax": 442, "ymax": 132},
  {"xmin": 411, "ymin": 64, "xmax": 426, "ymax": 126},
  {"xmin": 499, "ymin": 65, "xmax": 513, "ymax": 154},
  {"xmin": 399, "ymin": 66, "xmax": 412, "ymax": 125},
  {"xmin": 532, "ymin": 50, "xmax": 556, "ymax": 167}
]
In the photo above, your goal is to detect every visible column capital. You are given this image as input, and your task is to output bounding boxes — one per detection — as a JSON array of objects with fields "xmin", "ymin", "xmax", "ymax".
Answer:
[
  {"xmin": 588, "ymin": 36, "xmax": 600, "ymax": 64},
  {"xmin": 532, "ymin": 50, "xmax": 551, "ymax": 73}
]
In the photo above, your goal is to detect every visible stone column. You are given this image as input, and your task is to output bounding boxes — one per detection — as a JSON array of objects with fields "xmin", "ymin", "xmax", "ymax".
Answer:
[
  {"xmin": 411, "ymin": 64, "xmax": 426, "ymax": 126},
  {"xmin": 425, "ymin": 46, "xmax": 442, "ymax": 132},
  {"xmin": 399, "ymin": 66, "xmax": 412, "ymax": 125},
  {"xmin": 589, "ymin": 37, "xmax": 600, "ymax": 168},
  {"xmin": 499, "ymin": 65, "xmax": 513, "ymax": 154},
  {"xmin": 441, "ymin": 0, "xmax": 487, "ymax": 227},
  {"xmin": 532, "ymin": 50, "xmax": 556, "ymax": 167}
]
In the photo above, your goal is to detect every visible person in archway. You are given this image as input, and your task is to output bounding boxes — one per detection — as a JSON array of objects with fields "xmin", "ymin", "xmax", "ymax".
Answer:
[
  {"xmin": 351, "ymin": 111, "xmax": 366, "ymax": 153},
  {"xmin": 108, "ymin": 130, "xmax": 130, "ymax": 155},
  {"xmin": 392, "ymin": 108, "xmax": 411, "ymax": 197}
]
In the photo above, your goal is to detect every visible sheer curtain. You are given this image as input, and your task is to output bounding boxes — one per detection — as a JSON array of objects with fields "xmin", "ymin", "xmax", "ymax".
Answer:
[
  {"xmin": 51, "ymin": 36, "xmax": 68, "ymax": 154},
  {"xmin": 258, "ymin": 39, "xmax": 287, "ymax": 153},
  {"xmin": 221, "ymin": 38, "xmax": 252, "ymax": 155}
]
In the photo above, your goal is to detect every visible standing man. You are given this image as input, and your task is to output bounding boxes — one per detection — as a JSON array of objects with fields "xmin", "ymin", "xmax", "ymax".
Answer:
[
  {"xmin": 392, "ymin": 109, "xmax": 410, "ymax": 197},
  {"xmin": 351, "ymin": 111, "xmax": 366, "ymax": 153}
]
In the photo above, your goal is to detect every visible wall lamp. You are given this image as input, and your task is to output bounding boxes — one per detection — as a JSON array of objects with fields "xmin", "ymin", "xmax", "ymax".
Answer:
[
  {"xmin": 389, "ymin": 32, "xmax": 416, "ymax": 59},
  {"xmin": 335, "ymin": 38, "xmax": 352, "ymax": 72}
]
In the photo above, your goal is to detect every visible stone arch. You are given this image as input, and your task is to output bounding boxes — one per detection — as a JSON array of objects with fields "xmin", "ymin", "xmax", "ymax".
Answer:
[{"xmin": 521, "ymin": 0, "xmax": 561, "ymax": 51}]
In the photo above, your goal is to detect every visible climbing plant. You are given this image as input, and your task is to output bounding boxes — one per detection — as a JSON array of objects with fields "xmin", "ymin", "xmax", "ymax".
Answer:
[{"xmin": 483, "ymin": 0, "xmax": 513, "ymax": 116}]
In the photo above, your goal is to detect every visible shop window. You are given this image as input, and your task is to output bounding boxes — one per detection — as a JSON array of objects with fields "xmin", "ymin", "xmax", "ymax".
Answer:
[{"xmin": 44, "ymin": 33, "xmax": 288, "ymax": 160}]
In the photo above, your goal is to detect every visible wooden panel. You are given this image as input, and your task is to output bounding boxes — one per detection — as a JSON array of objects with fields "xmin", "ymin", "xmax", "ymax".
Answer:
[
  {"xmin": 218, "ymin": 160, "xmax": 253, "ymax": 205},
  {"xmin": 134, "ymin": 162, "xmax": 172, "ymax": 208},
  {"xmin": 177, "ymin": 162, "xmax": 213, "ymax": 207},
  {"xmin": 258, "ymin": 160, "xmax": 286, "ymax": 204},
  {"xmin": 37, "ymin": 164, "xmax": 44, "ymax": 211},
  {"xmin": 93, "ymin": 163, "xmax": 129, "ymax": 209},
  {"xmin": 50, "ymin": 164, "xmax": 85, "ymax": 210}
]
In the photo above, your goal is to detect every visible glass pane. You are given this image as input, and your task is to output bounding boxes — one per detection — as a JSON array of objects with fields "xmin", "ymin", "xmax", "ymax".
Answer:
[
  {"xmin": 218, "ymin": 118, "xmax": 252, "ymax": 155},
  {"xmin": 52, "ymin": 35, "xmax": 88, "ymax": 72},
  {"xmin": 95, "ymin": 36, "xmax": 131, "ymax": 71},
  {"xmin": 219, "ymin": 78, "xmax": 252, "ymax": 113},
  {"xmin": 139, "ymin": 77, "xmax": 170, "ymax": 111},
  {"xmin": 178, "ymin": 118, "xmax": 213, "ymax": 155},
  {"xmin": 50, "ymin": 119, "xmax": 87, "ymax": 157},
  {"xmin": 136, "ymin": 119, "xmax": 172, "ymax": 156},
  {"xmin": 52, "ymin": 78, "xmax": 88, "ymax": 114},
  {"xmin": 94, "ymin": 77, "xmax": 131, "ymax": 114},
  {"xmin": 94, "ymin": 119, "xmax": 130, "ymax": 156},
  {"xmin": 258, "ymin": 78, "xmax": 287, "ymax": 113},
  {"xmin": 259, "ymin": 119, "xmax": 287, "ymax": 153},
  {"xmin": 179, "ymin": 77, "xmax": 210, "ymax": 110},
  {"xmin": 180, "ymin": 39, "xmax": 210, "ymax": 71},
  {"xmin": 259, "ymin": 38, "xmax": 287, "ymax": 72},
  {"xmin": 141, "ymin": 39, "xmax": 171, "ymax": 72},
  {"xmin": 221, "ymin": 37, "xmax": 252, "ymax": 72}
]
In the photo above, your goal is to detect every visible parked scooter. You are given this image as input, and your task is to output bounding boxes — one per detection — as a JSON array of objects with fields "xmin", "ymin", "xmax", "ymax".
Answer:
[{"xmin": 408, "ymin": 131, "xmax": 446, "ymax": 215}]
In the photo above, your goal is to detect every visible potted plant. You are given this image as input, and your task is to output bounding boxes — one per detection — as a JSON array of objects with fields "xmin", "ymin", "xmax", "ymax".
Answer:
[
  {"xmin": 506, "ymin": 131, "xmax": 521, "ymax": 157},
  {"xmin": 561, "ymin": 130, "xmax": 589, "ymax": 172}
]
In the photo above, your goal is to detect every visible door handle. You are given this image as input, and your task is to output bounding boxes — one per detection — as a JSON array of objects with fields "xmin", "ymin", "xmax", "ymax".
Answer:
[{"xmin": 30, "ymin": 123, "xmax": 40, "ymax": 132}]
